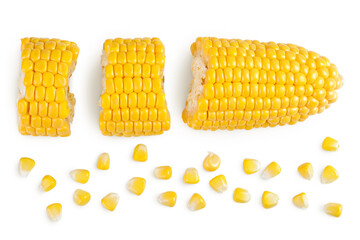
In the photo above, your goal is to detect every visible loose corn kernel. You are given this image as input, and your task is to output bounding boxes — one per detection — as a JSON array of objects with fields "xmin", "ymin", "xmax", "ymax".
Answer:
[
  {"xmin": 243, "ymin": 158, "xmax": 261, "ymax": 174},
  {"xmin": 183, "ymin": 168, "xmax": 199, "ymax": 184},
  {"xmin": 322, "ymin": 137, "xmax": 339, "ymax": 151},
  {"xmin": 133, "ymin": 144, "xmax": 148, "ymax": 162},
  {"xmin": 262, "ymin": 162, "xmax": 281, "ymax": 179},
  {"xmin": 209, "ymin": 174, "xmax": 228, "ymax": 193},
  {"xmin": 233, "ymin": 188, "xmax": 251, "ymax": 203},
  {"xmin": 40, "ymin": 175, "xmax": 56, "ymax": 192},
  {"xmin": 321, "ymin": 165, "xmax": 339, "ymax": 184},
  {"xmin": 127, "ymin": 177, "xmax": 146, "ymax": 195},
  {"xmin": 292, "ymin": 192, "xmax": 308, "ymax": 209},
  {"xmin": 262, "ymin": 191, "xmax": 279, "ymax": 209},
  {"xmin": 203, "ymin": 152, "xmax": 221, "ymax": 171},
  {"xmin": 101, "ymin": 193, "xmax": 119, "ymax": 211},
  {"xmin": 154, "ymin": 166, "xmax": 172, "ymax": 179},
  {"xmin": 70, "ymin": 169, "xmax": 90, "ymax": 184},
  {"xmin": 324, "ymin": 203, "xmax": 342, "ymax": 217},
  {"xmin": 19, "ymin": 157, "xmax": 35, "ymax": 176},
  {"xmin": 73, "ymin": 189, "xmax": 91, "ymax": 206},
  {"xmin": 97, "ymin": 152, "xmax": 110, "ymax": 170},
  {"xmin": 188, "ymin": 193, "xmax": 206, "ymax": 211},
  {"xmin": 158, "ymin": 191, "xmax": 177, "ymax": 207},
  {"xmin": 46, "ymin": 203, "xmax": 62, "ymax": 221},
  {"xmin": 297, "ymin": 162, "xmax": 313, "ymax": 180}
]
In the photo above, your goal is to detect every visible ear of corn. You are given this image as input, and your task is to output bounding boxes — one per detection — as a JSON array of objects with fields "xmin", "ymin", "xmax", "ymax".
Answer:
[
  {"xmin": 133, "ymin": 144, "xmax": 148, "ymax": 162},
  {"xmin": 203, "ymin": 152, "xmax": 221, "ymax": 171},
  {"xmin": 209, "ymin": 174, "xmax": 228, "ymax": 193},
  {"xmin": 183, "ymin": 168, "xmax": 200, "ymax": 184},
  {"xmin": 243, "ymin": 158, "xmax": 261, "ymax": 174},
  {"xmin": 154, "ymin": 166, "xmax": 172, "ymax": 179},
  {"xmin": 40, "ymin": 175, "xmax": 56, "ymax": 192},
  {"xmin": 101, "ymin": 193, "xmax": 119, "ymax": 211},
  {"xmin": 18, "ymin": 38, "xmax": 79, "ymax": 136},
  {"xmin": 183, "ymin": 37, "xmax": 343, "ymax": 131},
  {"xmin": 321, "ymin": 165, "xmax": 339, "ymax": 184},
  {"xmin": 70, "ymin": 169, "xmax": 90, "ymax": 184},
  {"xmin": 262, "ymin": 162, "xmax": 281, "ymax": 179},
  {"xmin": 97, "ymin": 153, "xmax": 110, "ymax": 170},
  {"xmin": 73, "ymin": 189, "xmax": 91, "ymax": 206},
  {"xmin": 19, "ymin": 157, "xmax": 35, "ymax": 176},
  {"xmin": 188, "ymin": 193, "xmax": 206, "ymax": 211},
  {"xmin": 322, "ymin": 137, "xmax": 339, "ymax": 151},
  {"xmin": 158, "ymin": 191, "xmax": 177, "ymax": 207},
  {"xmin": 262, "ymin": 191, "xmax": 279, "ymax": 209},
  {"xmin": 233, "ymin": 188, "xmax": 251, "ymax": 203},
  {"xmin": 127, "ymin": 177, "xmax": 146, "ymax": 195},
  {"xmin": 46, "ymin": 203, "xmax": 62, "ymax": 221},
  {"xmin": 99, "ymin": 38, "xmax": 170, "ymax": 136},
  {"xmin": 298, "ymin": 162, "xmax": 313, "ymax": 180},
  {"xmin": 292, "ymin": 192, "xmax": 308, "ymax": 209},
  {"xmin": 324, "ymin": 203, "xmax": 342, "ymax": 217}
]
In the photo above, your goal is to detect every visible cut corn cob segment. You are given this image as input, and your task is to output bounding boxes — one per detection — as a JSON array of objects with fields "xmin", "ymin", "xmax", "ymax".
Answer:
[
  {"xmin": 292, "ymin": 192, "xmax": 308, "ymax": 209},
  {"xmin": 19, "ymin": 157, "xmax": 35, "ymax": 176},
  {"xmin": 183, "ymin": 168, "xmax": 200, "ymax": 184},
  {"xmin": 18, "ymin": 38, "xmax": 79, "ymax": 136},
  {"xmin": 262, "ymin": 162, "xmax": 281, "ymax": 179},
  {"xmin": 324, "ymin": 203, "xmax": 342, "ymax": 217},
  {"xmin": 70, "ymin": 169, "xmax": 90, "ymax": 184},
  {"xmin": 243, "ymin": 159, "xmax": 261, "ymax": 174},
  {"xmin": 133, "ymin": 144, "xmax": 148, "ymax": 162},
  {"xmin": 203, "ymin": 152, "xmax": 221, "ymax": 171},
  {"xmin": 127, "ymin": 177, "xmax": 146, "ymax": 195},
  {"xmin": 298, "ymin": 162, "xmax": 313, "ymax": 180},
  {"xmin": 183, "ymin": 37, "xmax": 343, "ymax": 131},
  {"xmin": 154, "ymin": 166, "xmax": 172, "ymax": 179},
  {"xmin": 40, "ymin": 175, "xmax": 56, "ymax": 192},
  {"xmin": 46, "ymin": 203, "xmax": 62, "ymax": 221},
  {"xmin": 97, "ymin": 153, "xmax": 110, "ymax": 170},
  {"xmin": 188, "ymin": 193, "xmax": 206, "ymax": 211},
  {"xmin": 322, "ymin": 137, "xmax": 339, "ymax": 151},
  {"xmin": 321, "ymin": 165, "xmax": 339, "ymax": 184},
  {"xmin": 101, "ymin": 193, "xmax": 119, "ymax": 211},
  {"xmin": 158, "ymin": 191, "xmax": 177, "ymax": 207},
  {"xmin": 99, "ymin": 38, "xmax": 170, "ymax": 136},
  {"xmin": 262, "ymin": 191, "xmax": 279, "ymax": 209},
  {"xmin": 233, "ymin": 188, "xmax": 251, "ymax": 203},
  {"xmin": 73, "ymin": 189, "xmax": 91, "ymax": 206},
  {"xmin": 209, "ymin": 174, "xmax": 228, "ymax": 193}
]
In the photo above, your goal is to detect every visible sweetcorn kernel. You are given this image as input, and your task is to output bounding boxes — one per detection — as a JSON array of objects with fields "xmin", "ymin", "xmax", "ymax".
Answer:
[
  {"xmin": 188, "ymin": 193, "xmax": 206, "ymax": 211},
  {"xmin": 324, "ymin": 203, "xmax": 342, "ymax": 217},
  {"xmin": 292, "ymin": 192, "xmax": 308, "ymax": 209},
  {"xmin": 262, "ymin": 162, "xmax": 281, "ymax": 179},
  {"xmin": 101, "ymin": 193, "xmax": 119, "ymax": 211},
  {"xmin": 133, "ymin": 144, "xmax": 148, "ymax": 162},
  {"xmin": 19, "ymin": 157, "xmax": 35, "ymax": 176},
  {"xmin": 322, "ymin": 137, "xmax": 339, "ymax": 151},
  {"xmin": 40, "ymin": 175, "xmax": 56, "ymax": 192},
  {"xmin": 209, "ymin": 174, "xmax": 228, "ymax": 193},
  {"xmin": 70, "ymin": 169, "xmax": 90, "ymax": 184},
  {"xmin": 262, "ymin": 191, "xmax": 279, "ymax": 209},
  {"xmin": 154, "ymin": 166, "xmax": 172, "ymax": 179},
  {"xmin": 97, "ymin": 153, "xmax": 110, "ymax": 170},
  {"xmin": 46, "ymin": 203, "xmax": 62, "ymax": 221},
  {"xmin": 298, "ymin": 163, "xmax": 313, "ymax": 180},
  {"xmin": 73, "ymin": 189, "xmax": 91, "ymax": 206},
  {"xmin": 127, "ymin": 177, "xmax": 146, "ymax": 195},
  {"xmin": 233, "ymin": 188, "xmax": 251, "ymax": 203},
  {"xmin": 158, "ymin": 191, "xmax": 177, "ymax": 207},
  {"xmin": 183, "ymin": 168, "xmax": 199, "ymax": 184},
  {"xmin": 203, "ymin": 152, "xmax": 221, "ymax": 171},
  {"xmin": 243, "ymin": 159, "xmax": 261, "ymax": 174},
  {"xmin": 321, "ymin": 165, "xmax": 339, "ymax": 184}
]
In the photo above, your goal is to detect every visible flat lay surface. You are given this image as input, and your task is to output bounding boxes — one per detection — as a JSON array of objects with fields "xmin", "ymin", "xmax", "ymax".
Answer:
[{"xmin": 0, "ymin": 0, "xmax": 359, "ymax": 239}]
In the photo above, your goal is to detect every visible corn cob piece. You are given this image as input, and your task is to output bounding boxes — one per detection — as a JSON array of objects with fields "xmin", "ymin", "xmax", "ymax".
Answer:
[
  {"xmin": 183, "ymin": 37, "xmax": 343, "ymax": 130},
  {"xmin": 18, "ymin": 38, "xmax": 79, "ymax": 136},
  {"xmin": 99, "ymin": 38, "xmax": 170, "ymax": 136}
]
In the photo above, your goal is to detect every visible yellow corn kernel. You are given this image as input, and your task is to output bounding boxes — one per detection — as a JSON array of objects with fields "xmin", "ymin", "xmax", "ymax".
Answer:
[
  {"xmin": 243, "ymin": 158, "xmax": 261, "ymax": 174},
  {"xmin": 73, "ymin": 189, "xmax": 91, "ymax": 206},
  {"xmin": 322, "ymin": 137, "xmax": 339, "ymax": 151},
  {"xmin": 154, "ymin": 166, "xmax": 172, "ymax": 179},
  {"xmin": 97, "ymin": 152, "xmax": 110, "ymax": 170},
  {"xmin": 19, "ymin": 157, "xmax": 35, "ymax": 176},
  {"xmin": 297, "ymin": 162, "xmax": 313, "ymax": 180},
  {"xmin": 209, "ymin": 174, "xmax": 228, "ymax": 193},
  {"xmin": 324, "ymin": 203, "xmax": 342, "ymax": 217},
  {"xmin": 292, "ymin": 192, "xmax": 308, "ymax": 209},
  {"xmin": 233, "ymin": 188, "xmax": 251, "ymax": 203},
  {"xmin": 158, "ymin": 191, "xmax": 177, "ymax": 207},
  {"xmin": 183, "ymin": 168, "xmax": 199, "ymax": 184},
  {"xmin": 262, "ymin": 162, "xmax": 281, "ymax": 179},
  {"xmin": 101, "ymin": 193, "xmax": 119, "ymax": 211},
  {"xmin": 133, "ymin": 144, "xmax": 148, "ymax": 162},
  {"xmin": 203, "ymin": 152, "xmax": 221, "ymax": 171},
  {"xmin": 321, "ymin": 165, "xmax": 339, "ymax": 184},
  {"xmin": 262, "ymin": 191, "xmax": 279, "ymax": 209},
  {"xmin": 40, "ymin": 175, "xmax": 56, "ymax": 192},
  {"xmin": 46, "ymin": 203, "xmax": 62, "ymax": 221},
  {"xmin": 188, "ymin": 193, "xmax": 206, "ymax": 211},
  {"xmin": 70, "ymin": 169, "xmax": 90, "ymax": 184},
  {"xmin": 127, "ymin": 177, "xmax": 146, "ymax": 195}
]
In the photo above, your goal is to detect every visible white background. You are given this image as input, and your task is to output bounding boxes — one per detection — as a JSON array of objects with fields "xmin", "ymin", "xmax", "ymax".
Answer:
[{"xmin": 0, "ymin": 0, "xmax": 358, "ymax": 239}]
